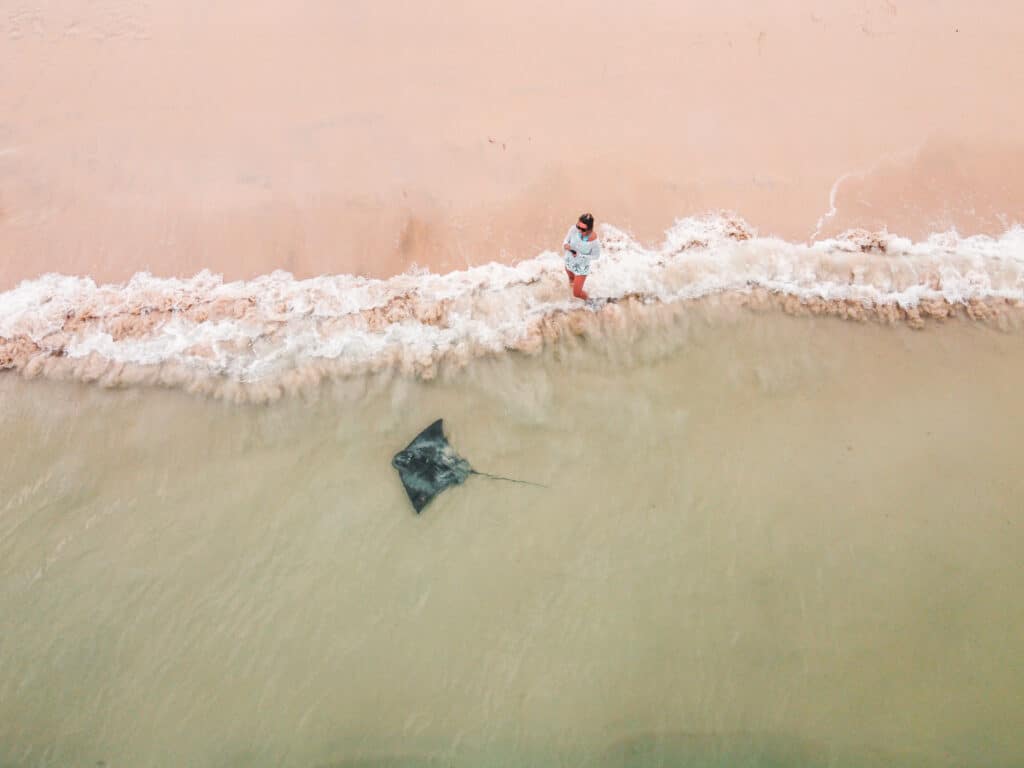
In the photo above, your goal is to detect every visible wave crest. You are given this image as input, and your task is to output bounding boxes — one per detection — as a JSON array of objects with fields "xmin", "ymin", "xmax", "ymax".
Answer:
[{"xmin": 2, "ymin": 215, "xmax": 1023, "ymax": 401}]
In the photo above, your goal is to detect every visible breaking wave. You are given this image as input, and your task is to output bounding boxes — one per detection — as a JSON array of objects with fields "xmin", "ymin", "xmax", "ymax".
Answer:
[{"xmin": 2, "ymin": 215, "xmax": 1023, "ymax": 401}]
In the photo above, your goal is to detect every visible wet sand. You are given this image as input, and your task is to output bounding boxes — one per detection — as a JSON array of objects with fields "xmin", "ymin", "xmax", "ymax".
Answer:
[{"xmin": 3, "ymin": 0, "xmax": 1023, "ymax": 288}]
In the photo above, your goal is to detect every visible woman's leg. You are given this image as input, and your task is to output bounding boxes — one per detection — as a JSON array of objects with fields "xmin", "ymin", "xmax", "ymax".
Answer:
[
  {"xmin": 571, "ymin": 273, "xmax": 589, "ymax": 300},
  {"xmin": 565, "ymin": 268, "xmax": 575, "ymax": 286}
]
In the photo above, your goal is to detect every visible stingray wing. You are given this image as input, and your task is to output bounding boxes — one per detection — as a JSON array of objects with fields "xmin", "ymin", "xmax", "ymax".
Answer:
[
  {"xmin": 397, "ymin": 471, "xmax": 439, "ymax": 514},
  {"xmin": 395, "ymin": 419, "xmax": 446, "ymax": 454},
  {"xmin": 417, "ymin": 419, "xmax": 446, "ymax": 445}
]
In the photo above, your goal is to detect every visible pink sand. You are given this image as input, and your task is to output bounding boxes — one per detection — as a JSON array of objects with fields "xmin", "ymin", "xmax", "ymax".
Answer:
[{"xmin": 2, "ymin": 0, "xmax": 1022, "ymax": 289}]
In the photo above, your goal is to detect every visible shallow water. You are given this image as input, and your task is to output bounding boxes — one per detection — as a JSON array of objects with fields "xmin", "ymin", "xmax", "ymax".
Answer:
[{"xmin": 2, "ymin": 308, "xmax": 1023, "ymax": 767}]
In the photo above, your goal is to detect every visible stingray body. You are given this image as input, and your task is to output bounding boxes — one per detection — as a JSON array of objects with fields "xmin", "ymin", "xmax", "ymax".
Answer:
[{"xmin": 391, "ymin": 419, "xmax": 541, "ymax": 513}]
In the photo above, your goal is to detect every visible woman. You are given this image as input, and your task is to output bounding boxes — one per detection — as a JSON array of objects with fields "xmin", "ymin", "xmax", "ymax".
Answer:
[{"xmin": 563, "ymin": 212, "xmax": 601, "ymax": 300}]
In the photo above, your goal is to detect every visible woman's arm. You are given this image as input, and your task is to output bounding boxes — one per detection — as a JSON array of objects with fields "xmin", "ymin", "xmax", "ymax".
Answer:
[{"xmin": 563, "ymin": 226, "xmax": 577, "ymax": 254}]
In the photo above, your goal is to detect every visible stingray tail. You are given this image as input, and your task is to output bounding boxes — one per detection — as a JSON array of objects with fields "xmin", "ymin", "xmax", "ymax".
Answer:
[{"xmin": 470, "ymin": 470, "xmax": 547, "ymax": 489}]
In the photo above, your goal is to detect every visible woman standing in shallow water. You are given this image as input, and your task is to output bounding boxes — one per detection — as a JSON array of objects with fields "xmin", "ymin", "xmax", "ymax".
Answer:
[{"xmin": 563, "ymin": 212, "xmax": 601, "ymax": 300}]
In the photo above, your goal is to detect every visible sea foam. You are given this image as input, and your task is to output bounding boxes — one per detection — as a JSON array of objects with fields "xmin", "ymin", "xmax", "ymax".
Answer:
[{"xmin": 2, "ymin": 215, "xmax": 1023, "ymax": 401}]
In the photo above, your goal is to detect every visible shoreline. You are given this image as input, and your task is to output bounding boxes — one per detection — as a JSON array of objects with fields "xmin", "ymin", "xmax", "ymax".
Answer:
[
  {"xmin": 5, "ymin": 296, "xmax": 1023, "ymax": 402},
  {"xmin": 3, "ymin": 216, "xmax": 1023, "ymax": 402}
]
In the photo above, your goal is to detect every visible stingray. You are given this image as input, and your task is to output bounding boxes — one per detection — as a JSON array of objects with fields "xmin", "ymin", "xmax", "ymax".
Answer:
[{"xmin": 391, "ymin": 419, "xmax": 543, "ymax": 513}]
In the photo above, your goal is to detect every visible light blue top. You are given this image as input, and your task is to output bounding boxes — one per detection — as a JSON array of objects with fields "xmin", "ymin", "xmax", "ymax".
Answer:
[{"xmin": 563, "ymin": 225, "xmax": 601, "ymax": 276}]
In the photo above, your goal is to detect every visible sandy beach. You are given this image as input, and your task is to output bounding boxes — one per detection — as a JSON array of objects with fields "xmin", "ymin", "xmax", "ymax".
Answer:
[
  {"xmin": 2, "ymin": 4, "xmax": 1024, "ymax": 766},
  {"xmin": 2, "ymin": 0, "xmax": 1022, "ymax": 287}
]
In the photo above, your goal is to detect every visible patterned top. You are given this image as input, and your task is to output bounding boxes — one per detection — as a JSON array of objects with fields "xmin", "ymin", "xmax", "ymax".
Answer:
[{"xmin": 563, "ymin": 225, "xmax": 601, "ymax": 276}]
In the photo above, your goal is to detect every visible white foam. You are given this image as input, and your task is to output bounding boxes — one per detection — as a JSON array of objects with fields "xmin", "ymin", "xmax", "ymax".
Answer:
[{"xmin": 2, "ymin": 215, "xmax": 1023, "ymax": 389}]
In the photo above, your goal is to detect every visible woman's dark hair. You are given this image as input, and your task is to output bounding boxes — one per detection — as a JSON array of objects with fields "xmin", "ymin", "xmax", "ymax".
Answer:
[{"xmin": 578, "ymin": 213, "xmax": 594, "ymax": 230}]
